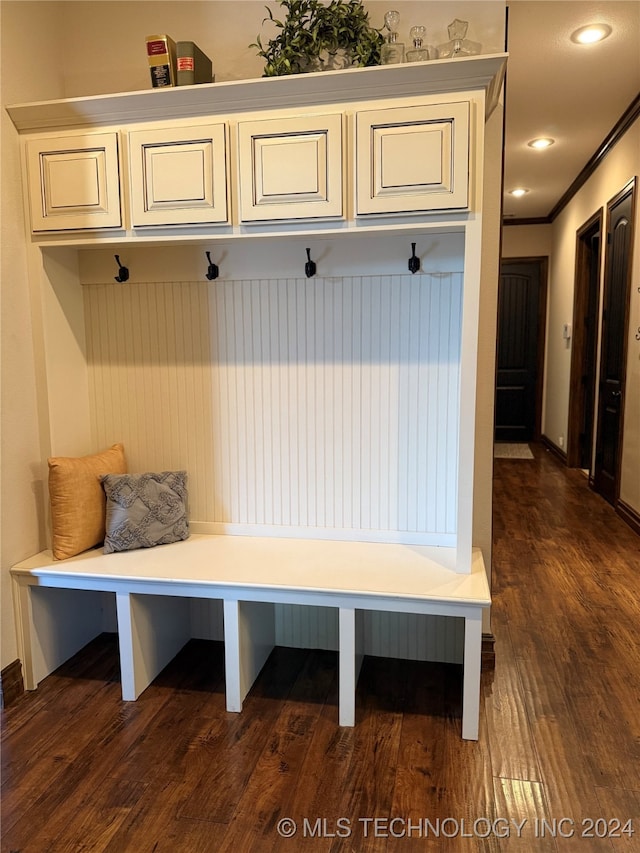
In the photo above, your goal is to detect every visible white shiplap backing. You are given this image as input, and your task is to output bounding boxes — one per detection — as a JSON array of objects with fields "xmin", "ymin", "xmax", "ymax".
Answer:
[
  {"xmin": 85, "ymin": 274, "xmax": 461, "ymax": 542},
  {"xmin": 84, "ymin": 273, "xmax": 464, "ymax": 662}
]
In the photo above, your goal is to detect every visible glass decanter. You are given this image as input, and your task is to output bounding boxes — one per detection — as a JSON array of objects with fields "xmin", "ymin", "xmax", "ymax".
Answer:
[
  {"xmin": 437, "ymin": 19, "xmax": 481, "ymax": 58},
  {"xmin": 380, "ymin": 10, "xmax": 405, "ymax": 64},
  {"xmin": 405, "ymin": 26, "xmax": 435, "ymax": 62}
]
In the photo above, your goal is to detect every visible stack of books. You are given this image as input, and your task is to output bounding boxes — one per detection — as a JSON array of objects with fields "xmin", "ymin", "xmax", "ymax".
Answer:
[{"xmin": 146, "ymin": 35, "xmax": 213, "ymax": 87}]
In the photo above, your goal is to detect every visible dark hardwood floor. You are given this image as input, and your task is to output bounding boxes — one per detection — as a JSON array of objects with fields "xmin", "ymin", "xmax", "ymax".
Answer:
[{"xmin": 2, "ymin": 444, "xmax": 639, "ymax": 852}]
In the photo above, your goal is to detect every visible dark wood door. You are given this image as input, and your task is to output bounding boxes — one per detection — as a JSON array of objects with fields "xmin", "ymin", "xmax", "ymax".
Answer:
[
  {"xmin": 594, "ymin": 180, "xmax": 636, "ymax": 504},
  {"xmin": 495, "ymin": 261, "xmax": 541, "ymax": 442},
  {"xmin": 568, "ymin": 212, "xmax": 602, "ymax": 470}
]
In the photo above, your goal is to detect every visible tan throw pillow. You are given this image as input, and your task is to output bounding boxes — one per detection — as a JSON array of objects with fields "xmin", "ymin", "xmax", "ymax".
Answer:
[{"xmin": 48, "ymin": 443, "xmax": 127, "ymax": 559}]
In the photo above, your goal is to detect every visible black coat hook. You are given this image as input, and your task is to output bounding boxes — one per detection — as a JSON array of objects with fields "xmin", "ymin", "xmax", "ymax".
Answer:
[
  {"xmin": 408, "ymin": 243, "xmax": 420, "ymax": 275},
  {"xmin": 205, "ymin": 252, "xmax": 219, "ymax": 281},
  {"xmin": 305, "ymin": 248, "xmax": 316, "ymax": 279},
  {"xmin": 114, "ymin": 255, "xmax": 129, "ymax": 283}
]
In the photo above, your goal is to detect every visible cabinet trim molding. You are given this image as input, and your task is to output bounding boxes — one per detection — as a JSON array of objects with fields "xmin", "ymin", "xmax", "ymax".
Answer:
[{"xmin": 7, "ymin": 55, "xmax": 507, "ymax": 134}]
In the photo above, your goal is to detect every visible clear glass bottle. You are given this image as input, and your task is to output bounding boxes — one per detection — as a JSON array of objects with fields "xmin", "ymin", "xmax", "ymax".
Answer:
[
  {"xmin": 380, "ymin": 10, "xmax": 405, "ymax": 64},
  {"xmin": 405, "ymin": 26, "xmax": 435, "ymax": 62},
  {"xmin": 437, "ymin": 19, "xmax": 481, "ymax": 59}
]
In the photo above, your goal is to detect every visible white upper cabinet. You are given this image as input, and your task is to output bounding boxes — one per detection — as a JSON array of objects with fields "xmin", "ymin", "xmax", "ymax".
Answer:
[
  {"xmin": 237, "ymin": 113, "xmax": 344, "ymax": 222},
  {"xmin": 129, "ymin": 123, "xmax": 229, "ymax": 226},
  {"xmin": 355, "ymin": 101, "xmax": 470, "ymax": 215},
  {"xmin": 26, "ymin": 133, "xmax": 121, "ymax": 231},
  {"xmin": 11, "ymin": 57, "xmax": 507, "ymax": 237}
]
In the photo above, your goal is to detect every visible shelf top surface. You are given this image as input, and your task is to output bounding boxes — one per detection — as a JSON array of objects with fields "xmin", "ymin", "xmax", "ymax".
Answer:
[
  {"xmin": 13, "ymin": 533, "xmax": 490, "ymax": 606},
  {"xmin": 7, "ymin": 53, "xmax": 507, "ymax": 133}
]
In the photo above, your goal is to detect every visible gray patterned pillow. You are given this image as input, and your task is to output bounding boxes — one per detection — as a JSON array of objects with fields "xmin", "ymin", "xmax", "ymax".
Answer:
[{"xmin": 100, "ymin": 471, "xmax": 189, "ymax": 554}]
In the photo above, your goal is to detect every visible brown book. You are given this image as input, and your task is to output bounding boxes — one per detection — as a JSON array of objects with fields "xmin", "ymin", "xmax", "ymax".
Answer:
[{"xmin": 146, "ymin": 34, "xmax": 177, "ymax": 88}]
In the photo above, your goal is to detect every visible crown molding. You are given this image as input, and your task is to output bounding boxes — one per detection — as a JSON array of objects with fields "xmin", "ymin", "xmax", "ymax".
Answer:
[
  {"xmin": 548, "ymin": 93, "xmax": 640, "ymax": 222},
  {"xmin": 7, "ymin": 54, "xmax": 507, "ymax": 133},
  {"xmin": 504, "ymin": 93, "xmax": 640, "ymax": 228},
  {"xmin": 503, "ymin": 216, "xmax": 552, "ymax": 227}
]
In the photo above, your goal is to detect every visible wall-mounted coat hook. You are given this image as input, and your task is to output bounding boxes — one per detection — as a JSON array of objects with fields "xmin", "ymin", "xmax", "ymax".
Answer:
[
  {"xmin": 305, "ymin": 248, "xmax": 316, "ymax": 279},
  {"xmin": 205, "ymin": 252, "xmax": 219, "ymax": 281},
  {"xmin": 114, "ymin": 255, "xmax": 129, "ymax": 283},
  {"xmin": 408, "ymin": 243, "xmax": 420, "ymax": 275}
]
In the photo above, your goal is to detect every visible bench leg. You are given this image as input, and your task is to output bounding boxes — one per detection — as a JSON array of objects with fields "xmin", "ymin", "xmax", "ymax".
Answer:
[
  {"xmin": 116, "ymin": 592, "xmax": 191, "ymax": 700},
  {"xmin": 338, "ymin": 608, "xmax": 364, "ymax": 726},
  {"xmin": 224, "ymin": 599, "xmax": 275, "ymax": 713},
  {"xmin": 13, "ymin": 580, "xmax": 36, "ymax": 690},
  {"xmin": 462, "ymin": 610, "xmax": 483, "ymax": 740}
]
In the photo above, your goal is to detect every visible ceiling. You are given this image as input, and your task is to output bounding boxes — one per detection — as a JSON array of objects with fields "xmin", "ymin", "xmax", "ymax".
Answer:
[{"xmin": 503, "ymin": 1, "xmax": 640, "ymax": 221}]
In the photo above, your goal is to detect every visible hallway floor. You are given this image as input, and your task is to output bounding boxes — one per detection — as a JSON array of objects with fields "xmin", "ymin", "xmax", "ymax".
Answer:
[{"xmin": 2, "ymin": 444, "xmax": 639, "ymax": 851}]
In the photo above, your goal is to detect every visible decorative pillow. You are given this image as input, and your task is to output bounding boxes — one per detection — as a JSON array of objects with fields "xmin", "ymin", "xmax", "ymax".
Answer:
[
  {"xmin": 101, "ymin": 471, "xmax": 189, "ymax": 554},
  {"xmin": 48, "ymin": 443, "xmax": 127, "ymax": 560}
]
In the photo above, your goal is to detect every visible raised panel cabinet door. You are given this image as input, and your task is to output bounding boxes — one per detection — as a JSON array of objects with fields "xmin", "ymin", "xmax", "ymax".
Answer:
[
  {"xmin": 26, "ymin": 133, "xmax": 121, "ymax": 231},
  {"xmin": 355, "ymin": 101, "xmax": 470, "ymax": 214},
  {"xmin": 129, "ymin": 124, "xmax": 228, "ymax": 226},
  {"xmin": 238, "ymin": 113, "xmax": 344, "ymax": 222}
]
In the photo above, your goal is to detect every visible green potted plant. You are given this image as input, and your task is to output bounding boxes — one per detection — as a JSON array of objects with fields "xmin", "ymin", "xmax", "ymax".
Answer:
[{"xmin": 251, "ymin": 0, "xmax": 384, "ymax": 76}]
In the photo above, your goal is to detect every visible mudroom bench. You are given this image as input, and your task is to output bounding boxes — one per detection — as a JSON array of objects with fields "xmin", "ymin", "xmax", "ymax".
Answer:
[{"xmin": 11, "ymin": 534, "xmax": 490, "ymax": 740}]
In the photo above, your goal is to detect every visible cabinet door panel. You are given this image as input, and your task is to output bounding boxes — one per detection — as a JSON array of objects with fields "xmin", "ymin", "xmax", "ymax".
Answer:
[
  {"xmin": 356, "ymin": 102, "xmax": 469, "ymax": 214},
  {"xmin": 26, "ymin": 133, "xmax": 121, "ymax": 231},
  {"xmin": 238, "ymin": 113, "xmax": 343, "ymax": 222},
  {"xmin": 129, "ymin": 124, "xmax": 228, "ymax": 226}
]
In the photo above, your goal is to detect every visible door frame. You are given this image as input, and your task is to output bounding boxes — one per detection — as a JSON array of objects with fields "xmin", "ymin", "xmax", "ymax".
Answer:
[
  {"xmin": 567, "ymin": 209, "xmax": 603, "ymax": 470},
  {"xmin": 593, "ymin": 177, "xmax": 637, "ymax": 503},
  {"xmin": 496, "ymin": 257, "xmax": 548, "ymax": 441}
]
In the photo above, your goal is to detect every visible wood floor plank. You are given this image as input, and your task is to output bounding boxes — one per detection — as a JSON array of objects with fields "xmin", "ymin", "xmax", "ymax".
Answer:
[
  {"xmin": 325, "ymin": 657, "xmax": 406, "ymax": 853},
  {"xmin": 594, "ymin": 786, "xmax": 640, "ymax": 852},
  {"xmin": 104, "ymin": 775, "xmax": 232, "ymax": 853},
  {"xmin": 2, "ymin": 638, "xmax": 226, "ymax": 849},
  {"xmin": 388, "ymin": 660, "xmax": 498, "ymax": 853},
  {"xmin": 492, "ymin": 777, "xmax": 556, "ymax": 852},
  {"xmin": 29, "ymin": 776, "xmax": 150, "ymax": 853},
  {"xmin": 104, "ymin": 646, "xmax": 311, "ymax": 852},
  {"xmin": 177, "ymin": 645, "xmax": 310, "ymax": 826},
  {"xmin": 212, "ymin": 649, "xmax": 337, "ymax": 853},
  {"xmin": 482, "ymin": 612, "xmax": 542, "ymax": 783},
  {"xmin": 278, "ymin": 665, "xmax": 355, "ymax": 852}
]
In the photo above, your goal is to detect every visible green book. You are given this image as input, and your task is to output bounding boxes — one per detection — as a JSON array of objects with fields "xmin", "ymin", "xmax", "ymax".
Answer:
[{"xmin": 176, "ymin": 41, "xmax": 213, "ymax": 86}]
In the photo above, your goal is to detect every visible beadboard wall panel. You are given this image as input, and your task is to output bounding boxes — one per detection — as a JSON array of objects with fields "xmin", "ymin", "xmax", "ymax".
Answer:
[
  {"xmin": 184, "ymin": 600, "xmax": 463, "ymax": 665},
  {"xmin": 85, "ymin": 280, "xmax": 216, "ymax": 522},
  {"xmin": 273, "ymin": 606, "xmax": 464, "ymax": 664},
  {"xmin": 84, "ymin": 273, "xmax": 462, "ymax": 545}
]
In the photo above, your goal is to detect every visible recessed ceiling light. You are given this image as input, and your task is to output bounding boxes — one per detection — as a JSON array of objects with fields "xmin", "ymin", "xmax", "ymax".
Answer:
[
  {"xmin": 528, "ymin": 137, "xmax": 555, "ymax": 149},
  {"xmin": 509, "ymin": 188, "xmax": 529, "ymax": 197},
  {"xmin": 571, "ymin": 23, "xmax": 612, "ymax": 44}
]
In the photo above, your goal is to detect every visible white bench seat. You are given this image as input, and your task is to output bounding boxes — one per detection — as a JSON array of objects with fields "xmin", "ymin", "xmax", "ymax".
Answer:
[{"xmin": 11, "ymin": 533, "xmax": 490, "ymax": 739}]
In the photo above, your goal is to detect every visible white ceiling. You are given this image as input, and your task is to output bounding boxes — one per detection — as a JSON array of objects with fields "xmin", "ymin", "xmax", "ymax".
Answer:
[{"xmin": 503, "ymin": 0, "xmax": 640, "ymax": 220}]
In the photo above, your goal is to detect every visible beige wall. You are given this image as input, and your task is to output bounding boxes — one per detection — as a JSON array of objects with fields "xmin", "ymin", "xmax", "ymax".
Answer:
[
  {"xmin": 0, "ymin": 1, "xmax": 505, "ymax": 669},
  {"xmin": 53, "ymin": 1, "xmax": 504, "ymax": 97},
  {"xmin": 1, "ymin": 1, "xmax": 66, "ymax": 666},
  {"xmin": 502, "ymin": 223, "xmax": 553, "ymax": 259}
]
